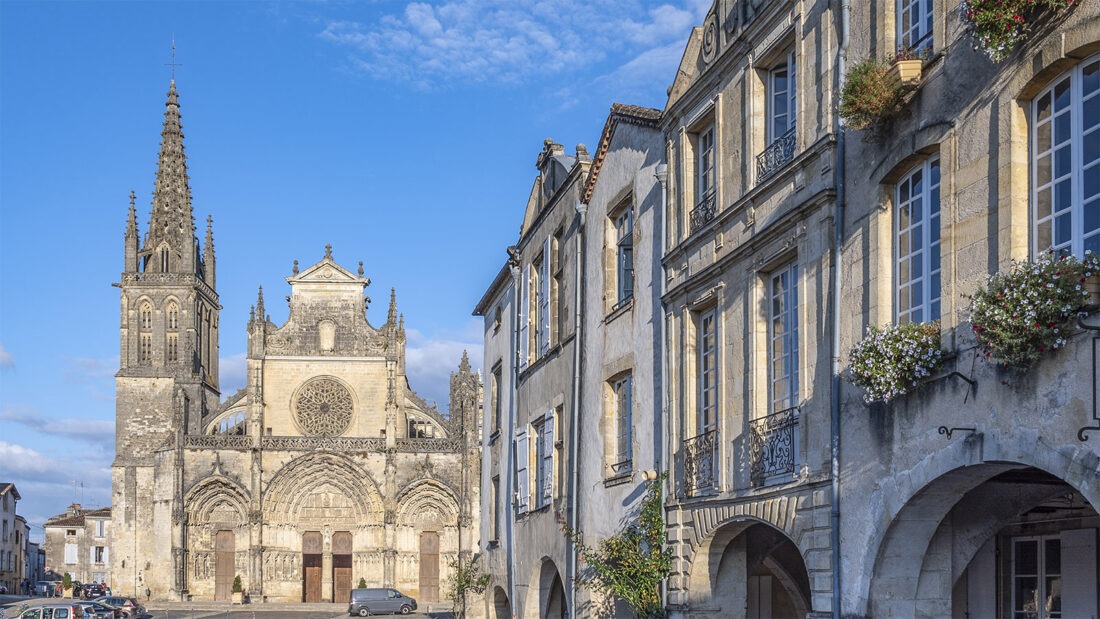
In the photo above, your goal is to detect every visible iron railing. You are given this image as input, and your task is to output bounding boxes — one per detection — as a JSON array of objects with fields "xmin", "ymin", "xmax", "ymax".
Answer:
[
  {"xmin": 683, "ymin": 428, "xmax": 718, "ymax": 496},
  {"xmin": 756, "ymin": 129, "xmax": 797, "ymax": 183},
  {"xmin": 689, "ymin": 191, "xmax": 717, "ymax": 232},
  {"xmin": 749, "ymin": 406, "xmax": 800, "ymax": 487}
]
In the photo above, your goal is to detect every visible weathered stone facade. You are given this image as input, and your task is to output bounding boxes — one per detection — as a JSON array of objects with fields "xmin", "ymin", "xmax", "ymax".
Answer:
[
  {"xmin": 112, "ymin": 81, "xmax": 480, "ymax": 603},
  {"xmin": 42, "ymin": 504, "xmax": 112, "ymax": 587}
]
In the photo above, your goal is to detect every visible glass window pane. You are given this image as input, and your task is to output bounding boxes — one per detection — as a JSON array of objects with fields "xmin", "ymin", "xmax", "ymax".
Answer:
[
  {"xmin": 1037, "ymin": 187, "xmax": 1052, "ymax": 220},
  {"xmin": 1084, "ymin": 97, "xmax": 1099, "ymax": 130},
  {"xmin": 1055, "ymin": 145, "xmax": 1071, "ymax": 178},
  {"xmin": 1037, "ymin": 153, "xmax": 1052, "ymax": 186},
  {"xmin": 1038, "ymin": 121, "xmax": 1052, "ymax": 153},
  {"xmin": 1055, "ymin": 179, "xmax": 1073, "ymax": 214},
  {"xmin": 1037, "ymin": 91, "xmax": 1052, "ymax": 121},
  {"xmin": 1055, "ymin": 213, "xmax": 1072, "ymax": 245},
  {"xmin": 1016, "ymin": 539, "xmax": 1038, "ymax": 574},
  {"xmin": 1055, "ymin": 113, "xmax": 1071, "ymax": 144},
  {"xmin": 1085, "ymin": 129, "xmax": 1100, "ymax": 165},
  {"xmin": 1054, "ymin": 78, "xmax": 1071, "ymax": 111},
  {"xmin": 1084, "ymin": 61, "xmax": 1100, "ymax": 94}
]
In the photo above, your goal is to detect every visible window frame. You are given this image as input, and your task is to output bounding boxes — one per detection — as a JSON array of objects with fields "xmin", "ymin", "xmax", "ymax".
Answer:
[
  {"xmin": 611, "ymin": 374, "xmax": 634, "ymax": 471},
  {"xmin": 1032, "ymin": 55, "xmax": 1100, "ymax": 259},
  {"xmin": 895, "ymin": 156, "xmax": 942, "ymax": 324},
  {"xmin": 1010, "ymin": 534, "xmax": 1062, "ymax": 619},
  {"xmin": 533, "ymin": 412, "xmax": 556, "ymax": 509},
  {"xmin": 697, "ymin": 307, "xmax": 718, "ymax": 432},
  {"xmin": 697, "ymin": 124, "xmax": 716, "ymax": 204},
  {"xmin": 768, "ymin": 263, "xmax": 800, "ymax": 414},
  {"xmin": 897, "ymin": 0, "xmax": 933, "ymax": 52},
  {"xmin": 614, "ymin": 204, "xmax": 635, "ymax": 307},
  {"xmin": 767, "ymin": 52, "xmax": 797, "ymax": 143}
]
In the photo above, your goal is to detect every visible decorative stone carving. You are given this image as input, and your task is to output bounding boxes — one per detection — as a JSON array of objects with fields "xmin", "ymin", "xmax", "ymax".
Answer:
[{"xmin": 294, "ymin": 377, "xmax": 353, "ymax": 437}]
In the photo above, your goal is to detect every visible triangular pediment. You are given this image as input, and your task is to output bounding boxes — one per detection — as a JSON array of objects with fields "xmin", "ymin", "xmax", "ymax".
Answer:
[
  {"xmin": 287, "ymin": 258, "xmax": 365, "ymax": 285},
  {"xmin": 666, "ymin": 26, "xmax": 704, "ymax": 110}
]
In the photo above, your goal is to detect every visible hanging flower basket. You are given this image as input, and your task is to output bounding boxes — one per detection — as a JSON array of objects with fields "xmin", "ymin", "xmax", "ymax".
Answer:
[
  {"xmin": 961, "ymin": 0, "xmax": 1075, "ymax": 62},
  {"xmin": 969, "ymin": 252, "xmax": 1099, "ymax": 368},
  {"xmin": 889, "ymin": 59, "xmax": 923, "ymax": 87},
  {"xmin": 848, "ymin": 321, "xmax": 945, "ymax": 403}
]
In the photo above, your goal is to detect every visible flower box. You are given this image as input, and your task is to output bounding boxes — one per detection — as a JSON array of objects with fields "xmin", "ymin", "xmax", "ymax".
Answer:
[
  {"xmin": 232, "ymin": 591, "xmax": 243, "ymax": 604},
  {"xmin": 889, "ymin": 59, "xmax": 923, "ymax": 88}
]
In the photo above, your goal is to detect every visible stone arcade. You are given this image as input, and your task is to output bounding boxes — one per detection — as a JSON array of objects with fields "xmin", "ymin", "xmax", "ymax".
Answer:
[{"xmin": 111, "ymin": 80, "xmax": 480, "ymax": 603}]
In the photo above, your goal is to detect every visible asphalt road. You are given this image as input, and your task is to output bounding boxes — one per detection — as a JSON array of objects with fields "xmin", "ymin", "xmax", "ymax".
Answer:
[{"xmin": 0, "ymin": 599, "xmax": 444, "ymax": 619}]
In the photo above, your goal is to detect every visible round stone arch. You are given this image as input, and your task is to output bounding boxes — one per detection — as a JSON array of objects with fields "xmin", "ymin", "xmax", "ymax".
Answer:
[
  {"xmin": 683, "ymin": 516, "xmax": 811, "ymax": 616},
  {"xmin": 522, "ymin": 557, "xmax": 566, "ymax": 619},
  {"xmin": 856, "ymin": 431, "xmax": 1100, "ymax": 618},
  {"xmin": 394, "ymin": 479, "xmax": 462, "ymax": 527},
  {"xmin": 185, "ymin": 475, "xmax": 250, "ymax": 528}
]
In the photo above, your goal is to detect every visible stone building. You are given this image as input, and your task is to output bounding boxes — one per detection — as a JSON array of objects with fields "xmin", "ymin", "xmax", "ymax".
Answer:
[
  {"xmin": 474, "ymin": 138, "xmax": 590, "ymax": 618},
  {"xmin": 0, "ymin": 483, "xmax": 22, "ymax": 593},
  {"xmin": 42, "ymin": 504, "xmax": 112, "ymax": 586},
  {"xmin": 111, "ymin": 80, "xmax": 481, "ymax": 603},
  {"xmin": 657, "ymin": 1, "xmax": 839, "ymax": 615},
  {"xmin": 836, "ymin": 2, "xmax": 1100, "ymax": 618}
]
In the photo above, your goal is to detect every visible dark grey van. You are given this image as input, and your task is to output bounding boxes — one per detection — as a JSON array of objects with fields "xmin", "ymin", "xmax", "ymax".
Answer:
[{"xmin": 347, "ymin": 587, "xmax": 417, "ymax": 615}]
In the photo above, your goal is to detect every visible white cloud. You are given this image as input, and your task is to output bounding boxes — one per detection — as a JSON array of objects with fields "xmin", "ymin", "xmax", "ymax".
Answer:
[
  {"xmin": 404, "ymin": 319, "xmax": 483, "ymax": 412},
  {"xmin": 0, "ymin": 441, "xmax": 112, "ymax": 487},
  {"xmin": 219, "ymin": 352, "xmax": 248, "ymax": 397},
  {"xmin": 0, "ymin": 342, "xmax": 12, "ymax": 368},
  {"xmin": 0, "ymin": 405, "xmax": 115, "ymax": 445},
  {"xmin": 318, "ymin": 1, "xmax": 704, "ymax": 87}
]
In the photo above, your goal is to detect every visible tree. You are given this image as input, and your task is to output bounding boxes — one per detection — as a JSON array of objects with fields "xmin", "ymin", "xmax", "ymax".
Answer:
[
  {"xmin": 357, "ymin": 577, "xmax": 367, "ymax": 589},
  {"xmin": 231, "ymin": 575, "xmax": 242, "ymax": 594},
  {"xmin": 563, "ymin": 474, "xmax": 671, "ymax": 618},
  {"xmin": 446, "ymin": 553, "xmax": 490, "ymax": 619}
]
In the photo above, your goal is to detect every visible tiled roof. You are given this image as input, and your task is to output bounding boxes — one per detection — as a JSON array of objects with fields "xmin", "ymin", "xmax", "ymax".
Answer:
[
  {"xmin": 582, "ymin": 103, "xmax": 663, "ymax": 204},
  {"xmin": 0, "ymin": 482, "xmax": 20, "ymax": 500},
  {"xmin": 44, "ymin": 506, "xmax": 111, "ymax": 528}
]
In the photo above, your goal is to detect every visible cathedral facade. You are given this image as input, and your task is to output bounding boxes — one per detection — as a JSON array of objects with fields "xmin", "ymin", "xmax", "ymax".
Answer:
[{"xmin": 111, "ymin": 80, "xmax": 480, "ymax": 603}]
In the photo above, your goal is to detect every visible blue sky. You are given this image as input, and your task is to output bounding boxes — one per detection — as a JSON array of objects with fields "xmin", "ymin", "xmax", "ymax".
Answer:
[{"xmin": 0, "ymin": 0, "xmax": 704, "ymax": 539}]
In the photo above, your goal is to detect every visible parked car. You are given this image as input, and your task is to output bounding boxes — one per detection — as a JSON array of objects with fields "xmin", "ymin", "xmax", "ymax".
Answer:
[
  {"xmin": 35, "ymin": 581, "xmax": 58, "ymax": 597},
  {"xmin": 81, "ymin": 584, "xmax": 105, "ymax": 600},
  {"xmin": 0, "ymin": 583, "xmax": 8, "ymax": 594},
  {"xmin": 75, "ymin": 602, "xmax": 122, "ymax": 619},
  {"xmin": 92, "ymin": 597, "xmax": 144, "ymax": 618},
  {"xmin": 347, "ymin": 588, "xmax": 417, "ymax": 616},
  {"xmin": 18, "ymin": 603, "xmax": 87, "ymax": 619}
]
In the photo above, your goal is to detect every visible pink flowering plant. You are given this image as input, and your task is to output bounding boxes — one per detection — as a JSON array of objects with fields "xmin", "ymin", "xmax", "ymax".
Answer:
[
  {"xmin": 849, "ymin": 321, "xmax": 944, "ymax": 403},
  {"xmin": 969, "ymin": 251, "xmax": 1099, "ymax": 368},
  {"xmin": 961, "ymin": 0, "xmax": 1075, "ymax": 62}
]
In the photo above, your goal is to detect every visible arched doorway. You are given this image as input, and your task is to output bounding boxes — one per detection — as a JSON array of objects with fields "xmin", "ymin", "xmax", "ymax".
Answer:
[
  {"xmin": 492, "ymin": 586, "xmax": 511, "ymax": 619},
  {"xmin": 868, "ymin": 465, "xmax": 1099, "ymax": 619},
  {"xmin": 536, "ymin": 560, "xmax": 567, "ymax": 619},
  {"xmin": 687, "ymin": 520, "xmax": 811, "ymax": 618}
]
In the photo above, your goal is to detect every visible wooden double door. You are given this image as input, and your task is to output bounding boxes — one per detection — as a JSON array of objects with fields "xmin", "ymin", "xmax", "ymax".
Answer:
[
  {"xmin": 302, "ymin": 531, "xmax": 353, "ymax": 603},
  {"xmin": 214, "ymin": 530, "xmax": 235, "ymax": 602}
]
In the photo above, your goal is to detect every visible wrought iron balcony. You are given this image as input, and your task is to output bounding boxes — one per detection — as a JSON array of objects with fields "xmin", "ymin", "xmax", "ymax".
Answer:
[
  {"xmin": 689, "ymin": 191, "xmax": 717, "ymax": 232},
  {"xmin": 749, "ymin": 406, "xmax": 800, "ymax": 487},
  {"xmin": 683, "ymin": 427, "xmax": 718, "ymax": 496},
  {"xmin": 756, "ymin": 128, "xmax": 797, "ymax": 183}
]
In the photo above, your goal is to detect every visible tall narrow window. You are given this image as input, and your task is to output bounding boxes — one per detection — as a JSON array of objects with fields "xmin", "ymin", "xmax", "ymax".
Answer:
[
  {"xmin": 612, "ymin": 374, "xmax": 633, "ymax": 471},
  {"xmin": 898, "ymin": 0, "xmax": 933, "ymax": 51},
  {"xmin": 698, "ymin": 308, "xmax": 717, "ymax": 431},
  {"xmin": 1033, "ymin": 56, "xmax": 1100, "ymax": 258},
  {"xmin": 552, "ymin": 229, "xmax": 565, "ymax": 343},
  {"xmin": 166, "ymin": 334, "xmax": 178, "ymax": 363},
  {"xmin": 534, "ymin": 413, "xmax": 555, "ymax": 509},
  {"xmin": 515, "ymin": 428, "xmax": 529, "ymax": 514},
  {"xmin": 769, "ymin": 264, "xmax": 799, "ymax": 413},
  {"xmin": 491, "ymin": 365, "xmax": 502, "ymax": 434},
  {"xmin": 531, "ymin": 256, "xmax": 543, "ymax": 358},
  {"xmin": 159, "ymin": 247, "xmax": 170, "ymax": 273},
  {"xmin": 615, "ymin": 206, "xmax": 635, "ymax": 306},
  {"xmin": 698, "ymin": 126, "xmax": 716, "ymax": 202},
  {"xmin": 768, "ymin": 54, "xmax": 796, "ymax": 142},
  {"xmin": 166, "ymin": 302, "xmax": 179, "ymax": 330},
  {"xmin": 139, "ymin": 303, "xmax": 153, "ymax": 330},
  {"xmin": 490, "ymin": 475, "xmax": 500, "ymax": 543},
  {"xmin": 896, "ymin": 157, "xmax": 942, "ymax": 323},
  {"xmin": 140, "ymin": 335, "xmax": 152, "ymax": 364}
]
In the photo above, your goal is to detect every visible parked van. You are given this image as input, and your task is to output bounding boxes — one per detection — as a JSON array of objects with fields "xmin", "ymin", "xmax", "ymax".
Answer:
[
  {"xmin": 19, "ymin": 603, "xmax": 88, "ymax": 619},
  {"xmin": 347, "ymin": 588, "xmax": 417, "ymax": 615}
]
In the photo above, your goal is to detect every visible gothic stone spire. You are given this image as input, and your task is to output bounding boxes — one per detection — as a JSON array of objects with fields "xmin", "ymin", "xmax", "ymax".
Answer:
[
  {"xmin": 146, "ymin": 80, "xmax": 196, "ymax": 271},
  {"xmin": 202, "ymin": 214, "xmax": 216, "ymax": 286}
]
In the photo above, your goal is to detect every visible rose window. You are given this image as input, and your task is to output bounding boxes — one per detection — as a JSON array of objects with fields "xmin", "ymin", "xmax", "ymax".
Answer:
[{"xmin": 294, "ymin": 377, "xmax": 353, "ymax": 437}]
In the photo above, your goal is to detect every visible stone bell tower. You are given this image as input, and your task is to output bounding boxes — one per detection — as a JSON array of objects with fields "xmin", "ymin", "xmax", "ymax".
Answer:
[{"xmin": 112, "ymin": 79, "xmax": 221, "ymax": 598}]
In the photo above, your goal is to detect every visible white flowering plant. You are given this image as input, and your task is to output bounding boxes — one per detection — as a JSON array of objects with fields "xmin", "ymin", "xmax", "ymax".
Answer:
[
  {"xmin": 849, "ymin": 321, "xmax": 944, "ymax": 403},
  {"xmin": 969, "ymin": 251, "xmax": 1099, "ymax": 368},
  {"xmin": 960, "ymin": 0, "xmax": 1075, "ymax": 62}
]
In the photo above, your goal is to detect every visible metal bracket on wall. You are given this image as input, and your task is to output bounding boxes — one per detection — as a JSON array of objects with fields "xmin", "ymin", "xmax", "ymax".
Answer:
[
  {"xmin": 1077, "ymin": 335, "xmax": 1100, "ymax": 442},
  {"xmin": 937, "ymin": 426, "xmax": 977, "ymax": 440}
]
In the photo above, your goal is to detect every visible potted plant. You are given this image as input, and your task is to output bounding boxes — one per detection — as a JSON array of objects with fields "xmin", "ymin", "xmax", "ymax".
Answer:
[
  {"xmin": 888, "ymin": 46, "xmax": 932, "ymax": 88},
  {"xmin": 969, "ymin": 252, "xmax": 1099, "ymax": 368},
  {"xmin": 61, "ymin": 573, "xmax": 74, "ymax": 598},
  {"xmin": 839, "ymin": 56, "xmax": 902, "ymax": 131},
  {"xmin": 231, "ymin": 575, "xmax": 243, "ymax": 604},
  {"xmin": 357, "ymin": 577, "xmax": 367, "ymax": 589},
  {"xmin": 961, "ymin": 0, "xmax": 1075, "ymax": 61},
  {"xmin": 848, "ymin": 321, "xmax": 945, "ymax": 403}
]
